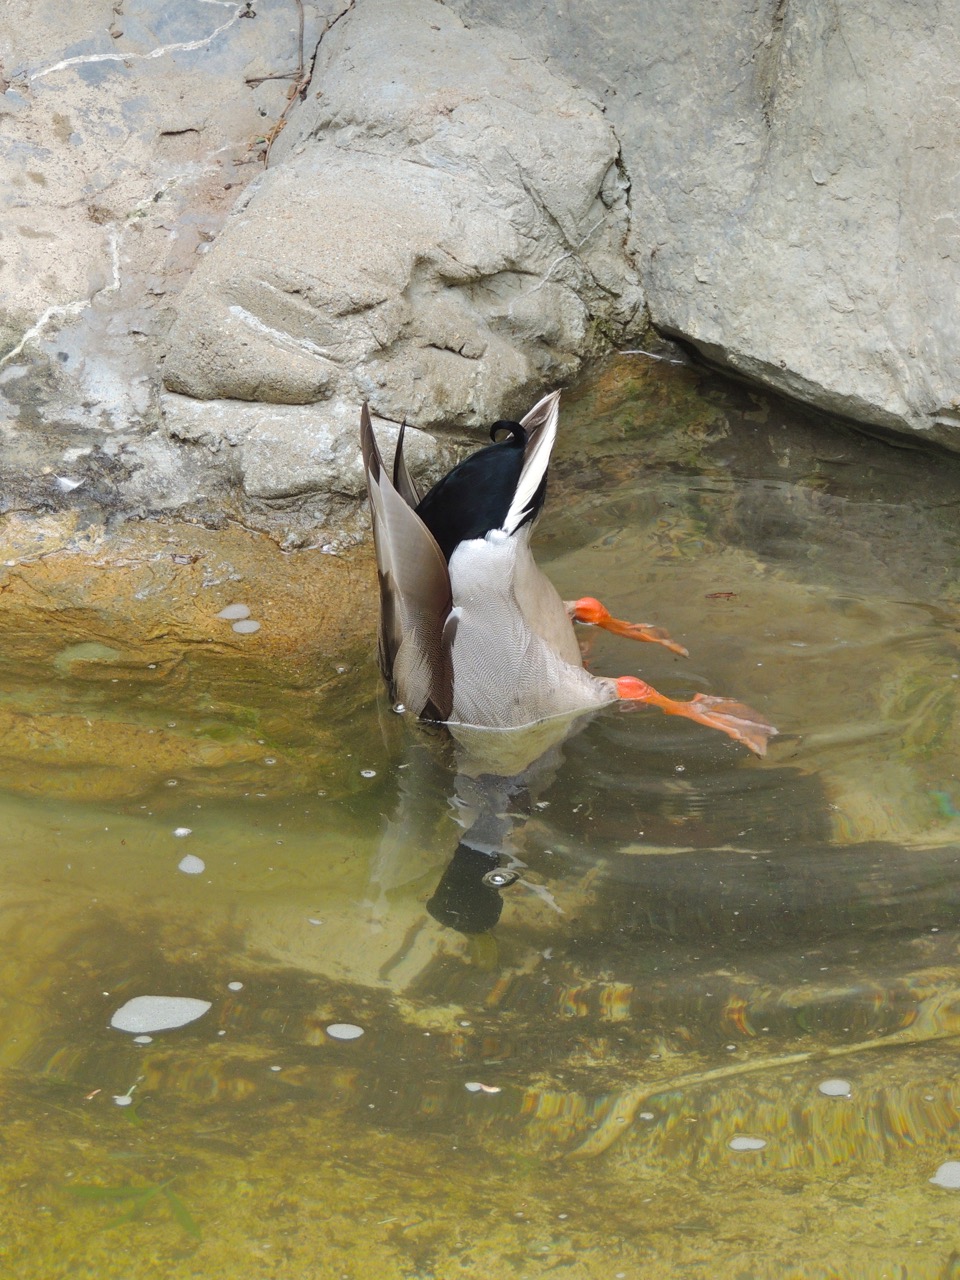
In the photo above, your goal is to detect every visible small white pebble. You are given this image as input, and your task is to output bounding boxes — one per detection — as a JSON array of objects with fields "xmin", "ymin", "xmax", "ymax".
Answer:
[
  {"xmin": 112, "ymin": 1095, "xmax": 134, "ymax": 1107},
  {"xmin": 638, "ymin": 1111, "xmax": 655, "ymax": 1121},
  {"xmin": 931, "ymin": 1161, "xmax": 960, "ymax": 1189},
  {"xmin": 178, "ymin": 854, "xmax": 205, "ymax": 875},
  {"xmin": 464, "ymin": 1082, "xmax": 501, "ymax": 1094},
  {"xmin": 132, "ymin": 1035, "xmax": 152, "ymax": 1045},
  {"xmin": 227, "ymin": 981, "xmax": 243, "ymax": 992},
  {"xmin": 326, "ymin": 1023, "xmax": 364, "ymax": 1041},
  {"xmin": 232, "ymin": 619, "xmax": 261, "ymax": 634},
  {"xmin": 173, "ymin": 827, "xmax": 192, "ymax": 838},
  {"xmin": 217, "ymin": 604, "xmax": 250, "ymax": 620},
  {"xmin": 818, "ymin": 1078, "xmax": 852, "ymax": 1098},
  {"xmin": 270, "ymin": 1065, "xmax": 282, "ymax": 1072},
  {"xmin": 729, "ymin": 1136, "xmax": 766, "ymax": 1151}
]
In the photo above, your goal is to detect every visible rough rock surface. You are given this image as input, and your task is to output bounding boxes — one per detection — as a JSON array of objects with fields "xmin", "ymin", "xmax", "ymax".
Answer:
[
  {"xmin": 162, "ymin": 0, "xmax": 644, "ymax": 429},
  {"xmin": 2, "ymin": 0, "xmax": 959, "ymax": 542},
  {"xmin": 452, "ymin": 0, "xmax": 960, "ymax": 446},
  {"xmin": 0, "ymin": 0, "xmax": 365, "ymax": 539}
]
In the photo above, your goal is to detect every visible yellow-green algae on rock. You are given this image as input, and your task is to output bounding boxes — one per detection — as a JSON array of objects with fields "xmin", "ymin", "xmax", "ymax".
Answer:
[{"xmin": 0, "ymin": 512, "xmax": 378, "ymax": 803}]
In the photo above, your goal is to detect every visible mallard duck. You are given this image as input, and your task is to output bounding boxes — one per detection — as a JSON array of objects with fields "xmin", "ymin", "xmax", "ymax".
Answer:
[{"xmin": 360, "ymin": 391, "xmax": 777, "ymax": 756}]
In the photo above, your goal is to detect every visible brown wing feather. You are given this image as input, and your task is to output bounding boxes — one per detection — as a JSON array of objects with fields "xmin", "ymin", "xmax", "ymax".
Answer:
[
  {"xmin": 392, "ymin": 421, "xmax": 422, "ymax": 508},
  {"xmin": 361, "ymin": 404, "xmax": 453, "ymax": 720}
]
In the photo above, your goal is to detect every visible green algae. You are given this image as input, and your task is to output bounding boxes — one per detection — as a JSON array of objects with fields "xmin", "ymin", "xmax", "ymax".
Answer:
[{"xmin": 66, "ymin": 1180, "xmax": 201, "ymax": 1239}]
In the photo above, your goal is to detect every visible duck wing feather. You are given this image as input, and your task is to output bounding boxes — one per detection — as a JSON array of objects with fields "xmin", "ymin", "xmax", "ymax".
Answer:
[
  {"xmin": 391, "ymin": 421, "xmax": 422, "ymax": 508},
  {"xmin": 361, "ymin": 405, "xmax": 453, "ymax": 720}
]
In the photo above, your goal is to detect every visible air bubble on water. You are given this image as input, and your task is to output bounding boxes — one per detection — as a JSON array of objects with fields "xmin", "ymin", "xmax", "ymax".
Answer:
[
  {"xmin": 111, "ymin": 995, "xmax": 211, "ymax": 1033},
  {"xmin": 818, "ymin": 1078, "xmax": 852, "ymax": 1098},
  {"xmin": 728, "ymin": 1136, "xmax": 766, "ymax": 1151},
  {"xmin": 931, "ymin": 1162, "xmax": 960, "ymax": 1189},
  {"xmin": 326, "ymin": 1023, "xmax": 364, "ymax": 1041}
]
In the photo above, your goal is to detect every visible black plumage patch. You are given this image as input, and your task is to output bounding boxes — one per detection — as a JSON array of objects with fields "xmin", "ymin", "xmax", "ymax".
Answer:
[{"xmin": 415, "ymin": 420, "xmax": 546, "ymax": 562}]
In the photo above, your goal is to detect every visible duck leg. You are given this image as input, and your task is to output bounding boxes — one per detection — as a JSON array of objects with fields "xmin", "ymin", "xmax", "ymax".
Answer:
[
  {"xmin": 569, "ymin": 596, "xmax": 689, "ymax": 657},
  {"xmin": 613, "ymin": 676, "xmax": 777, "ymax": 757}
]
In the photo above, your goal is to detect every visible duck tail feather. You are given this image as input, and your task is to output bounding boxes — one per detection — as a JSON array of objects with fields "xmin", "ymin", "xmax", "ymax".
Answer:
[{"xmin": 503, "ymin": 390, "xmax": 561, "ymax": 535}]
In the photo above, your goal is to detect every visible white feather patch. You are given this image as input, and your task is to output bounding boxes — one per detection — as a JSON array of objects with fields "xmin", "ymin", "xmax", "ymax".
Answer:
[{"xmin": 502, "ymin": 390, "xmax": 560, "ymax": 535}]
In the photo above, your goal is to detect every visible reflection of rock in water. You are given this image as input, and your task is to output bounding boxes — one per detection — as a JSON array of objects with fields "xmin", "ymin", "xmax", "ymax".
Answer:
[
  {"xmin": 573, "ymin": 835, "xmax": 960, "ymax": 965},
  {"xmin": 11, "ymin": 873, "xmax": 960, "ymax": 1207},
  {"xmin": 556, "ymin": 709, "xmax": 832, "ymax": 852}
]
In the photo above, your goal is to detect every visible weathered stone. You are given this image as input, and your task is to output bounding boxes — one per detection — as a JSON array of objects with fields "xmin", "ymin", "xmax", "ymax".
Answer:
[
  {"xmin": 3, "ymin": 0, "xmax": 960, "ymax": 538},
  {"xmin": 162, "ymin": 392, "xmax": 456, "ymax": 503},
  {"xmin": 0, "ymin": 0, "xmax": 352, "ymax": 533},
  {"xmin": 162, "ymin": 0, "xmax": 644, "ymax": 429},
  {"xmin": 451, "ymin": 0, "xmax": 960, "ymax": 447}
]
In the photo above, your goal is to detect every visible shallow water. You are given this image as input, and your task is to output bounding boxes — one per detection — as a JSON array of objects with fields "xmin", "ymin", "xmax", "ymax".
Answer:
[{"xmin": 3, "ymin": 355, "xmax": 960, "ymax": 1278}]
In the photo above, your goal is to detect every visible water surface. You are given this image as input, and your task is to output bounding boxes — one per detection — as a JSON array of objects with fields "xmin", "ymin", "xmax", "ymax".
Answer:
[{"xmin": 2, "ymin": 355, "xmax": 960, "ymax": 1278}]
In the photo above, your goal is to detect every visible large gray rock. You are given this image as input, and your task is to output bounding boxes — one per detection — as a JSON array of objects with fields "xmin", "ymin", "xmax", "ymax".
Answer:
[
  {"xmin": 452, "ymin": 0, "xmax": 960, "ymax": 446},
  {"xmin": 162, "ymin": 0, "xmax": 644, "ymax": 429},
  {"xmin": 0, "ymin": 0, "xmax": 351, "ymax": 531},
  {"xmin": 3, "ymin": 0, "xmax": 959, "ymax": 541}
]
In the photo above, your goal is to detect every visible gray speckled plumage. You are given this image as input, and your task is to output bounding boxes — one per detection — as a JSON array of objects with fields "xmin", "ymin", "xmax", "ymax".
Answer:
[{"xmin": 361, "ymin": 391, "xmax": 608, "ymax": 730}]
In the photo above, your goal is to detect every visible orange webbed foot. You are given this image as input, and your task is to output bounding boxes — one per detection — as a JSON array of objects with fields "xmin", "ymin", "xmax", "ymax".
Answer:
[
  {"xmin": 615, "ymin": 677, "xmax": 778, "ymax": 757},
  {"xmin": 569, "ymin": 597, "xmax": 689, "ymax": 658}
]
